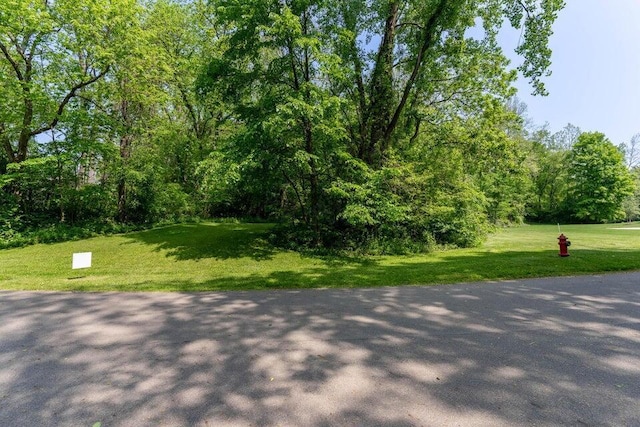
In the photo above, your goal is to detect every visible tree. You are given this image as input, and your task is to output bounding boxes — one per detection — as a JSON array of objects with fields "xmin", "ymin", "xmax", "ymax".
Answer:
[
  {"xmin": 0, "ymin": 0, "xmax": 144, "ymax": 232},
  {"xmin": 567, "ymin": 132, "xmax": 635, "ymax": 222},
  {"xmin": 199, "ymin": 0, "xmax": 565, "ymax": 249},
  {"xmin": 623, "ymin": 133, "xmax": 640, "ymax": 169},
  {"xmin": 321, "ymin": 0, "xmax": 564, "ymax": 168},
  {"xmin": 0, "ymin": 0, "xmax": 138, "ymax": 164},
  {"xmin": 0, "ymin": 0, "xmax": 567, "ymax": 251},
  {"xmin": 521, "ymin": 124, "xmax": 571, "ymax": 221},
  {"xmin": 551, "ymin": 123, "xmax": 581, "ymax": 150},
  {"xmin": 622, "ymin": 168, "xmax": 640, "ymax": 222},
  {"xmin": 201, "ymin": 0, "xmax": 348, "ymax": 237},
  {"xmin": 145, "ymin": 0, "xmax": 230, "ymax": 215}
]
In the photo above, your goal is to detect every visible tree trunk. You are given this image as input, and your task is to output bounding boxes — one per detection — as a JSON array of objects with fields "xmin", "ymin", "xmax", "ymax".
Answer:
[
  {"xmin": 1, "ymin": 127, "xmax": 16, "ymax": 165},
  {"xmin": 117, "ymin": 134, "xmax": 133, "ymax": 222},
  {"xmin": 302, "ymin": 10, "xmax": 320, "ymax": 242},
  {"xmin": 304, "ymin": 117, "xmax": 320, "ymax": 240},
  {"xmin": 361, "ymin": 0, "xmax": 449, "ymax": 168},
  {"xmin": 361, "ymin": 1, "xmax": 399, "ymax": 167}
]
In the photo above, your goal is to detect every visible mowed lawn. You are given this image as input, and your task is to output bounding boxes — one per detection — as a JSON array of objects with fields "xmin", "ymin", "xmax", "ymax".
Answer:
[{"xmin": 1, "ymin": 222, "xmax": 639, "ymax": 292}]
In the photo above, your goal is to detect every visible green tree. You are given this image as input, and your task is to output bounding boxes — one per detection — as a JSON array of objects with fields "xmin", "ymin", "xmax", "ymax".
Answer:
[
  {"xmin": 78, "ymin": 0, "xmax": 205, "ymax": 223},
  {"xmin": 145, "ymin": 0, "xmax": 230, "ymax": 216},
  {"xmin": 0, "ymin": 0, "xmax": 138, "ymax": 164},
  {"xmin": 523, "ymin": 124, "xmax": 573, "ymax": 221},
  {"xmin": 199, "ymin": 0, "xmax": 564, "ymax": 250},
  {"xmin": 0, "ymin": 0, "xmax": 142, "ymax": 232},
  {"xmin": 202, "ymin": 0, "xmax": 347, "ymax": 237},
  {"xmin": 567, "ymin": 132, "xmax": 635, "ymax": 222},
  {"xmin": 0, "ymin": 0, "xmax": 566, "ymax": 250},
  {"xmin": 322, "ymin": 0, "xmax": 564, "ymax": 168},
  {"xmin": 622, "ymin": 168, "xmax": 640, "ymax": 221}
]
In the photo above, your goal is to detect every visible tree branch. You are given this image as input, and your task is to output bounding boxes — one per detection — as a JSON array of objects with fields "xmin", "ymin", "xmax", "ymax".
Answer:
[
  {"xmin": 395, "ymin": 22, "xmax": 425, "ymax": 30},
  {"xmin": 385, "ymin": 0, "xmax": 448, "ymax": 142},
  {"xmin": 283, "ymin": 170, "xmax": 308, "ymax": 224},
  {"xmin": 29, "ymin": 66, "xmax": 110, "ymax": 137},
  {"xmin": 0, "ymin": 123, "xmax": 17, "ymax": 163},
  {"xmin": 177, "ymin": 83, "xmax": 200, "ymax": 135},
  {"xmin": 516, "ymin": 0, "xmax": 533, "ymax": 19},
  {"xmin": 409, "ymin": 115, "xmax": 422, "ymax": 145},
  {"xmin": 0, "ymin": 40, "xmax": 25, "ymax": 81}
]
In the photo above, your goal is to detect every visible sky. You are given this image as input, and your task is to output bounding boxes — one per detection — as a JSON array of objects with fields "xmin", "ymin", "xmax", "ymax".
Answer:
[{"xmin": 501, "ymin": 0, "xmax": 640, "ymax": 145}]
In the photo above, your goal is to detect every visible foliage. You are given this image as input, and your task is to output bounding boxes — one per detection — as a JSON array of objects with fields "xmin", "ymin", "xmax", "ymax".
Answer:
[
  {"xmin": 194, "ymin": 0, "xmax": 563, "ymax": 252},
  {"xmin": 524, "ymin": 126, "xmax": 573, "ymax": 222},
  {"xmin": 518, "ymin": 124, "xmax": 639, "ymax": 225},
  {"xmin": 0, "ymin": 220, "xmax": 146, "ymax": 250},
  {"xmin": 622, "ymin": 168, "xmax": 640, "ymax": 222},
  {"xmin": 567, "ymin": 132, "xmax": 635, "ymax": 223},
  {"xmin": 0, "ymin": 0, "xmax": 601, "ymax": 254},
  {"xmin": 0, "ymin": 0, "xmax": 139, "ymax": 162}
]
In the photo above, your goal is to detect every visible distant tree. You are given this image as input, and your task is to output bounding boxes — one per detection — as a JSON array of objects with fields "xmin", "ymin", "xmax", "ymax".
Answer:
[
  {"xmin": 622, "ymin": 168, "xmax": 640, "ymax": 221},
  {"xmin": 529, "ymin": 148, "xmax": 569, "ymax": 221},
  {"xmin": 551, "ymin": 123, "xmax": 581, "ymax": 151},
  {"xmin": 519, "ymin": 123, "xmax": 569, "ymax": 221},
  {"xmin": 567, "ymin": 132, "xmax": 635, "ymax": 222},
  {"xmin": 623, "ymin": 133, "xmax": 640, "ymax": 169},
  {"xmin": 505, "ymin": 96, "xmax": 534, "ymax": 136}
]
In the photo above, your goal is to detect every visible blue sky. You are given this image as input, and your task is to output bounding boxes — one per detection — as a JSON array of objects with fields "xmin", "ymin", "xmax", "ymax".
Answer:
[{"xmin": 501, "ymin": 0, "xmax": 640, "ymax": 145}]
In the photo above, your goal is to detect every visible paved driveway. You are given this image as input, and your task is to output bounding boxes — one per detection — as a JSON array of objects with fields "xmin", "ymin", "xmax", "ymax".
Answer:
[{"xmin": 1, "ymin": 273, "xmax": 639, "ymax": 426}]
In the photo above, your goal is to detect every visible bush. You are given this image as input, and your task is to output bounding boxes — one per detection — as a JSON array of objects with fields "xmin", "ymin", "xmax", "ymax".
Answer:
[
  {"xmin": 0, "ymin": 221, "xmax": 148, "ymax": 250},
  {"xmin": 272, "ymin": 163, "xmax": 490, "ymax": 255},
  {"xmin": 152, "ymin": 183, "xmax": 195, "ymax": 222}
]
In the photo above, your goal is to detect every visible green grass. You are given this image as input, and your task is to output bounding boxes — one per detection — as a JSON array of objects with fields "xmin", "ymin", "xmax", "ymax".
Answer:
[{"xmin": 1, "ymin": 222, "xmax": 639, "ymax": 292}]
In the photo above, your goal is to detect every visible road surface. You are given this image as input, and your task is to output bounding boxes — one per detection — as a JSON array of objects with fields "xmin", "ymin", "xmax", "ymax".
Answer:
[{"xmin": 1, "ymin": 273, "xmax": 639, "ymax": 426}]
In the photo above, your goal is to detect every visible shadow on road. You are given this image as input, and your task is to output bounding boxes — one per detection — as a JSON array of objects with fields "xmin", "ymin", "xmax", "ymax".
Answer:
[{"xmin": 1, "ymin": 275, "xmax": 639, "ymax": 425}]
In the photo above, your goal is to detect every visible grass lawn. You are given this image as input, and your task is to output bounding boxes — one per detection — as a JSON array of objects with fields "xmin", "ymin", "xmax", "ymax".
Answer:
[{"xmin": 1, "ymin": 222, "xmax": 639, "ymax": 292}]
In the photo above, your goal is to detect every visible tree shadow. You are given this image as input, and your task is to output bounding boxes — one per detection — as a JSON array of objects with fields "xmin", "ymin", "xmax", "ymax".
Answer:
[
  {"xmin": 1, "ymin": 274, "xmax": 639, "ymax": 425},
  {"xmin": 56, "ymin": 247, "xmax": 640, "ymax": 292},
  {"xmin": 122, "ymin": 222, "xmax": 379, "ymax": 268},
  {"xmin": 120, "ymin": 223, "xmax": 640, "ymax": 288},
  {"xmin": 124, "ymin": 223, "xmax": 277, "ymax": 261}
]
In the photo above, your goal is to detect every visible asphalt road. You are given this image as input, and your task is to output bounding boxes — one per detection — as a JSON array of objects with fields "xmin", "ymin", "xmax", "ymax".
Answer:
[{"xmin": 1, "ymin": 273, "xmax": 639, "ymax": 426}]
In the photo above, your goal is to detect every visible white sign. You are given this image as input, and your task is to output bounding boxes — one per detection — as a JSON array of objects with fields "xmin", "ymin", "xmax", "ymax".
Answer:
[{"xmin": 72, "ymin": 252, "xmax": 92, "ymax": 269}]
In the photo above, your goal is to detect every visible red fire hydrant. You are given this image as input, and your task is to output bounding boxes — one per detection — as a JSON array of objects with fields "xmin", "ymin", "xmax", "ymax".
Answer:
[{"xmin": 558, "ymin": 234, "xmax": 571, "ymax": 257}]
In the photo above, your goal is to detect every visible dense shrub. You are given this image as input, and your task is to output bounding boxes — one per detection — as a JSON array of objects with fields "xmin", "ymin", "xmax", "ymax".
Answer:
[{"xmin": 0, "ymin": 221, "xmax": 147, "ymax": 249}]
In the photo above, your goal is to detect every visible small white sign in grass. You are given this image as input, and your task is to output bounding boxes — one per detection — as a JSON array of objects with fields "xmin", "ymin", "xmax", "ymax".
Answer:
[
  {"xmin": 72, "ymin": 252, "xmax": 92, "ymax": 269},
  {"xmin": 608, "ymin": 227, "xmax": 640, "ymax": 230}
]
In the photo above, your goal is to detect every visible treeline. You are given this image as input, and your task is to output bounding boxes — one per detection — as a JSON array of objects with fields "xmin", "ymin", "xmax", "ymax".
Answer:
[
  {"xmin": 525, "ymin": 122, "xmax": 639, "ymax": 224},
  {"xmin": 1, "ymin": 0, "xmax": 638, "ymax": 252}
]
